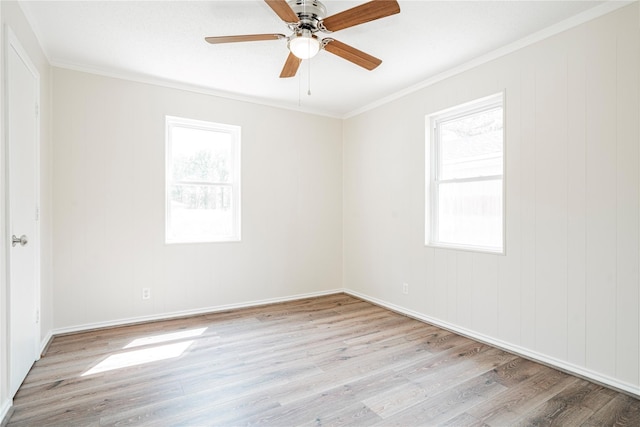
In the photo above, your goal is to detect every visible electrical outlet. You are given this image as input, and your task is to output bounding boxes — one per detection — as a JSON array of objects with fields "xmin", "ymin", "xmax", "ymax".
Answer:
[
  {"xmin": 142, "ymin": 288, "xmax": 151, "ymax": 300},
  {"xmin": 402, "ymin": 283, "xmax": 409, "ymax": 294}
]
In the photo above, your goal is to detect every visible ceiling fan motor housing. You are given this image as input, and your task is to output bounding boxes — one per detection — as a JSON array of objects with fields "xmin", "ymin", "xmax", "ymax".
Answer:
[{"xmin": 288, "ymin": 0, "xmax": 327, "ymax": 31}]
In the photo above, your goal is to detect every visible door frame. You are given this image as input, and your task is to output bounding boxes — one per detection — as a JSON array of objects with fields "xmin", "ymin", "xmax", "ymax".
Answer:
[{"xmin": 4, "ymin": 25, "xmax": 41, "ymax": 397}]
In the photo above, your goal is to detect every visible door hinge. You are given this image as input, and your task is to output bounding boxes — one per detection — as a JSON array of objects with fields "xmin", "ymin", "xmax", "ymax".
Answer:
[
  {"xmin": 35, "ymin": 206, "xmax": 40, "ymax": 221},
  {"xmin": 36, "ymin": 309, "xmax": 40, "ymax": 324}
]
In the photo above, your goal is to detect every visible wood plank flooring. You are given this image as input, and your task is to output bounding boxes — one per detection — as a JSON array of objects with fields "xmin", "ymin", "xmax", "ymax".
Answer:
[{"xmin": 6, "ymin": 294, "xmax": 640, "ymax": 426}]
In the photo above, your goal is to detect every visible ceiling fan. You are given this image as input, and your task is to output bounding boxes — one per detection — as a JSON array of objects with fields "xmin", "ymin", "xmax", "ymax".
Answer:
[{"xmin": 205, "ymin": 0, "xmax": 401, "ymax": 78}]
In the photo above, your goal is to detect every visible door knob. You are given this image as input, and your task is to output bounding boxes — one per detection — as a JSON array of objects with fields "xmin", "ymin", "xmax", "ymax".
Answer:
[{"xmin": 11, "ymin": 235, "xmax": 28, "ymax": 247}]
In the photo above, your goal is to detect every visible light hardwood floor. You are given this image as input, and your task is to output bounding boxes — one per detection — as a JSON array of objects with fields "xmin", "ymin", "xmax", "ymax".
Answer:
[{"xmin": 6, "ymin": 294, "xmax": 640, "ymax": 426}]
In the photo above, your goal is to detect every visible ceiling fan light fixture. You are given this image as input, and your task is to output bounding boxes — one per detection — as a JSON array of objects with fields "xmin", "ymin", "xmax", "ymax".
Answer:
[{"xmin": 289, "ymin": 30, "xmax": 320, "ymax": 59}]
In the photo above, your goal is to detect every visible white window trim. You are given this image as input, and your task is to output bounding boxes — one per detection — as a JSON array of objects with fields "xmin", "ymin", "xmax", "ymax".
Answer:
[
  {"xmin": 425, "ymin": 92, "xmax": 506, "ymax": 255},
  {"xmin": 165, "ymin": 116, "xmax": 241, "ymax": 244}
]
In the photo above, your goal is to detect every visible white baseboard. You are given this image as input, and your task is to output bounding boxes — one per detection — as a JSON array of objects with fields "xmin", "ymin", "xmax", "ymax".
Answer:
[
  {"xmin": 51, "ymin": 288, "xmax": 344, "ymax": 336},
  {"xmin": 39, "ymin": 330, "xmax": 53, "ymax": 358},
  {"xmin": 0, "ymin": 398, "xmax": 12, "ymax": 425},
  {"xmin": 345, "ymin": 289, "xmax": 640, "ymax": 398}
]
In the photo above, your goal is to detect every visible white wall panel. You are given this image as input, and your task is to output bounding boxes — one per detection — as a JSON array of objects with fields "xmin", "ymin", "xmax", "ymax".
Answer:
[
  {"xmin": 566, "ymin": 24, "xmax": 587, "ymax": 368},
  {"xmin": 423, "ymin": 248, "xmax": 437, "ymax": 315},
  {"xmin": 432, "ymin": 249, "xmax": 448, "ymax": 321},
  {"xmin": 445, "ymin": 251, "xmax": 458, "ymax": 323},
  {"xmin": 343, "ymin": 4, "xmax": 640, "ymax": 394},
  {"xmin": 455, "ymin": 251, "xmax": 474, "ymax": 329},
  {"xmin": 584, "ymin": 11, "xmax": 618, "ymax": 379},
  {"xmin": 534, "ymin": 44, "xmax": 568, "ymax": 360},
  {"xmin": 498, "ymin": 55, "xmax": 523, "ymax": 343},
  {"xmin": 497, "ymin": 55, "xmax": 522, "ymax": 345},
  {"xmin": 615, "ymin": 9, "xmax": 640, "ymax": 387},
  {"xmin": 519, "ymin": 52, "xmax": 537, "ymax": 351},
  {"xmin": 471, "ymin": 253, "xmax": 499, "ymax": 337}
]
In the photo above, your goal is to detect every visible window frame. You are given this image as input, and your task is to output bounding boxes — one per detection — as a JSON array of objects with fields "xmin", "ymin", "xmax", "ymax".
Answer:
[
  {"xmin": 165, "ymin": 115, "xmax": 241, "ymax": 244},
  {"xmin": 426, "ymin": 92, "xmax": 505, "ymax": 254}
]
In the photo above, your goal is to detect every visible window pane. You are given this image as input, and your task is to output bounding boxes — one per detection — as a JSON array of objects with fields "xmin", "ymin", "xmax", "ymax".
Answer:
[
  {"xmin": 439, "ymin": 107, "xmax": 502, "ymax": 180},
  {"xmin": 171, "ymin": 126, "xmax": 232, "ymax": 183},
  {"xmin": 437, "ymin": 179, "xmax": 502, "ymax": 249},
  {"xmin": 168, "ymin": 184, "xmax": 233, "ymax": 241}
]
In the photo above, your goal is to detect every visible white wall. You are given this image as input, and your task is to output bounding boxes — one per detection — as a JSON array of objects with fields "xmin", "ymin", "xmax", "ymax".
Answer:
[
  {"xmin": 52, "ymin": 68, "xmax": 343, "ymax": 330},
  {"xmin": 343, "ymin": 3, "xmax": 639, "ymax": 395},
  {"xmin": 0, "ymin": 0, "xmax": 53, "ymax": 417}
]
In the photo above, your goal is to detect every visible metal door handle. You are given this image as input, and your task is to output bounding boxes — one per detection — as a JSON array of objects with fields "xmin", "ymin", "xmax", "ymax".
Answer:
[{"xmin": 11, "ymin": 235, "xmax": 28, "ymax": 247}]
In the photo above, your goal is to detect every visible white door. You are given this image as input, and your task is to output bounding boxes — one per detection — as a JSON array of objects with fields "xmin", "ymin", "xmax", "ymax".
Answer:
[{"xmin": 6, "ymin": 29, "xmax": 40, "ymax": 398}]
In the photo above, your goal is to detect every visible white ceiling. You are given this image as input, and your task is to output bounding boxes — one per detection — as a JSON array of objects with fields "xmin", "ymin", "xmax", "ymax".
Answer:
[{"xmin": 20, "ymin": 0, "xmax": 611, "ymax": 117}]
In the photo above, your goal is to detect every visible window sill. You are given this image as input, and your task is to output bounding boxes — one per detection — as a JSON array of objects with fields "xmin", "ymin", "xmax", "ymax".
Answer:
[
  {"xmin": 165, "ymin": 238, "xmax": 241, "ymax": 245},
  {"xmin": 425, "ymin": 242, "xmax": 505, "ymax": 256}
]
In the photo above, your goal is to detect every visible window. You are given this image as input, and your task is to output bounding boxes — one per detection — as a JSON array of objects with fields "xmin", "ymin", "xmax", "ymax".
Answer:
[
  {"xmin": 426, "ymin": 93, "xmax": 504, "ymax": 253},
  {"xmin": 166, "ymin": 116, "xmax": 241, "ymax": 243}
]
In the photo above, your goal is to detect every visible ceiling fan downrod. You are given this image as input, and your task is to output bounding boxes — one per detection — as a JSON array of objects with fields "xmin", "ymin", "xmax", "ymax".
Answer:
[{"xmin": 287, "ymin": 0, "xmax": 327, "ymax": 32}]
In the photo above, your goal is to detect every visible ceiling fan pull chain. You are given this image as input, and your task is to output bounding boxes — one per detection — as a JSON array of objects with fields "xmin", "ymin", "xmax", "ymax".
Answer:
[
  {"xmin": 298, "ymin": 67, "xmax": 302, "ymax": 106},
  {"xmin": 308, "ymin": 59, "xmax": 312, "ymax": 96}
]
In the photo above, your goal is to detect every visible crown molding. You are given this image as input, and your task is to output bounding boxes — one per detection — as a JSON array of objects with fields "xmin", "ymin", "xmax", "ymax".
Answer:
[{"xmin": 49, "ymin": 59, "xmax": 343, "ymax": 119}]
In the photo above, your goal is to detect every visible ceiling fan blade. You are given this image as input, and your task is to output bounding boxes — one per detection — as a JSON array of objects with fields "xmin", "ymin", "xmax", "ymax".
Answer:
[
  {"xmin": 321, "ymin": 0, "xmax": 400, "ymax": 32},
  {"xmin": 205, "ymin": 34, "xmax": 286, "ymax": 44},
  {"xmin": 323, "ymin": 39, "xmax": 382, "ymax": 71},
  {"xmin": 264, "ymin": 0, "xmax": 299, "ymax": 23},
  {"xmin": 280, "ymin": 52, "xmax": 302, "ymax": 78}
]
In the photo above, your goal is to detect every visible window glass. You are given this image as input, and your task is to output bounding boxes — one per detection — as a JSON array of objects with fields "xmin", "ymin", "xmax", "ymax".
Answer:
[
  {"xmin": 166, "ymin": 117, "xmax": 241, "ymax": 243},
  {"xmin": 169, "ymin": 185, "xmax": 234, "ymax": 241},
  {"xmin": 437, "ymin": 180, "xmax": 503, "ymax": 249},
  {"xmin": 171, "ymin": 127, "xmax": 232, "ymax": 183},
  {"xmin": 439, "ymin": 107, "xmax": 503, "ymax": 180}
]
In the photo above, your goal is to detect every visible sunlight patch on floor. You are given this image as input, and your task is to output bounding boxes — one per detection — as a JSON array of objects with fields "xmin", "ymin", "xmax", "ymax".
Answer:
[
  {"xmin": 81, "ymin": 328, "xmax": 208, "ymax": 376},
  {"xmin": 124, "ymin": 327, "xmax": 207, "ymax": 349},
  {"xmin": 82, "ymin": 341, "xmax": 194, "ymax": 376}
]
